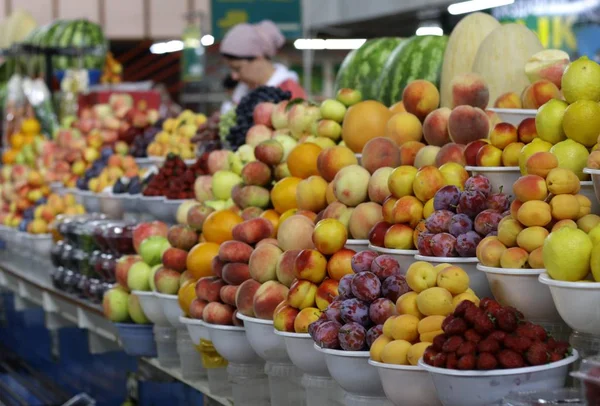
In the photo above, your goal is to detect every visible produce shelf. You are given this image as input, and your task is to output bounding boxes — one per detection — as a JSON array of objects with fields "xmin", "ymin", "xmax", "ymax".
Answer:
[{"xmin": 0, "ymin": 260, "xmax": 233, "ymax": 406}]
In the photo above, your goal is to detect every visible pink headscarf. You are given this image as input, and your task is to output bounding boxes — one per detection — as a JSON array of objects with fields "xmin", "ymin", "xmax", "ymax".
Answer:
[{"xmin": 220, "ymin": 20, "xmax": 285, "ymax": 58}]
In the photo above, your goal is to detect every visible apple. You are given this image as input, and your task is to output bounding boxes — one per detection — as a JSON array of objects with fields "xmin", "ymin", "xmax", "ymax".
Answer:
[
  {"xmin": 154, "ymin": 268, "xmax": 181, "ymax": 295},
  {"xmin": 320, "ymin": 99, "xmax": 347, "ymax": 123},
  {"xmin": 139, "ymin": 236, "xmax": 171, "ymax": 266},
  {"xmin": 316, "ymin": 120, "xmax": 342, "ymax": 140},
  {"xmin": 212, "ymin": 170, "xmax": 243, "ymax": 200},
  {"xmin": 128, "ymin": 293, "xmax": 150, "ymax": 324},
  {"xmin": 148, "ymin": 264, "xmax": 162, "ymax": 291},
  {"xmin": 127, "ymin": 262, "xmax": 152, "ymax": 291},
  {"xmin": 336, "ymin": 88, "xmax": 362, "ymax": 107},
  {"xmin": 132, "ymin": 221, "xmax": 169, "ymax": 254},
  {"xmin": 115, "ymin": 255, "xmax": 141, "ymax": 289},
  {"xmin": 102, "ymin": 286, "xmax": 130, "ymax": 322}
]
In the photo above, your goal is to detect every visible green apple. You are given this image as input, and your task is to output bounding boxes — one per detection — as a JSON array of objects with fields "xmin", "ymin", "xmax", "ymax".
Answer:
[
  {"xmin": 102, "ymin": 286, "xmax": 130, "ymax": 322},
  {"xmin": 148, "ymin": 264, "xmax": 162, "ymax": 291},
  {"xmin": 237, "ymin": 144, "xmax": 256, "ymax": 163},
  {"xmin": 204, "ymin": 199, "xmax": 227, "ymax": 211},
  {"xmin": 229, "ymin": 153, "xmax": 244, "ymax": 175},
  {"xmin": 316, "ymin": 119, "xmax": 342, "ymax": 141},
  {"xmin": 139, "ymin": 236, "xmax": 171, "ymax": 266},
  {"xmin": 336, "ymin": 88, "xmax": 362, "ymax": 107},
  {"xmin": 127, "ymin": 261, "xmax": 152, "ymax": 291},
  {"xmin": 128, "ymin": 293, "xmax": 150, "ymax": 324},
  {"xmin": 320, "ymin": 99, "xmax": 347, "ymax": 123},
  {"xmin": 155, "ymin": 267, "xmax": 181, "ymax": 295},
  {"xmin": 273, "ymin": 134, "xmax": 298, "ymax": 161},
  {"xmin": 212, "ymin": 170, "xmax": 242, "ymax": 200}
]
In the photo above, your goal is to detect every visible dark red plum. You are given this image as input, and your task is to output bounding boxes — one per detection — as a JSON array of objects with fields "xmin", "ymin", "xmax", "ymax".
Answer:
[
  {"xmin": 381, "ymin": 274, "xmax": 411, "ymax": 302},
  {"xmin": 474, "ymin": 209, "xmax": 504, "ymax": 236},
  {"xmin": 369, "ymin": 298, "xmax": 397, "ymax": 325},
  {"xmin": 340, "ymin": 298, "xmax": 371, "ymax": 327},
  {"xmin": 425, "ymin": 210, "xmax": 454, "ymax": 233},
  {"xmin": 338, "ymin": 274, "xmax": 355, "ymax": 299},
  {"xmin": 370, "ymin": 255, "xmax": 401, "ymax": 281},
  {"xmin": 433, "ymin": 185, "xmax": 461, "ymax": 211},
  {"xmin": 456, "ymin": 231, "xmax": 482, "ymax": 257},
  {"xmin": 324, "ymin": 299, "xmax": 344, "ymax": 324},
  {"xmin": 417, "ymin": 232, "xmax": 435, "ymax": 256},
  {"xmin": 430, "ymin": 233, "xmax": 458, "ymax": 257},
  {"xmin": 338, "ymin": 322, "xmax": 367, "ymax": 351},
  {"xmin": 487, "ymin": 192, "xmax": 510, "ymax": 212},
  {"xmin": 448, "ymin": 214, "xmax": 473, "ymax": 237},
  {"xmin": 458, "ymin": 190, "xmax": 487, "ymax": 218},
  {"xmin": 351, "ymin": 272, "xmax": 381, "ymax": 302},
  {"xmin": 313, "ymin": 321, "xmax": 341, "ymax": 349},
  {"xmin": 351, "ymin": 251, "xmax": 379, "ymax": 274},
  {"xmin": 366, "ymin": 325, "xmax": 384, "ymax": 348},
  {"xmin": 465, "ymin": 174, "xmax": 492, "ymax": 196}
]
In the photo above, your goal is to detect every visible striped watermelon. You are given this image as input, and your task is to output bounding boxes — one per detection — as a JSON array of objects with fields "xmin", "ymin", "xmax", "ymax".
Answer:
[
  {"xmin": 334, "ymin": 37, "xmax": 404, "ymax": 101},
  {"xmin": 46, "ymin": 19, "xmax": 107, "ymax": 70},
  {"xmin": 376, "ymin": 35, "xmax": 448, "ymax": 107}
]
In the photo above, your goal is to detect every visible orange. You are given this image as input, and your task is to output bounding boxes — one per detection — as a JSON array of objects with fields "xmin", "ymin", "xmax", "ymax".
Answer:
[
  {"xmin": 2, "ymin": 149, "xmax": 17, "ymax": 164},
  {"xmin": 287, "ymin": 143, "xmax": 322, "ymax": 179},
  {"xmin": 178, "ymin": 280, "xmax": 197, "ymax": 315},
  {"xmin": 271, "ymin": 177, "xmax": 302, "ymax": 214},
  {"xmin": 10, "ymin": 133, "xmax": 25, "ymax": 150},
  {"xmin": 342, "ymin": 100, "xmax": 393, "ymax": 153},
  {"xmin": 186, "ymin": 242, "xmax": 219, "ymax": 279},
  {"xmin": 21, "ymin": 118, "xmax": 41, "ymax": 135},
  {"xmin": 202, "ymin": 210, "xmax": 243, "ymax": 244},
  {"xmin": 260, "ymin": 209, "xmax": 280, "ymax": 235}
]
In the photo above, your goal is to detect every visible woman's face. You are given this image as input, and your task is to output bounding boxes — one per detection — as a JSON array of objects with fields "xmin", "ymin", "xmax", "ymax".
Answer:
[{"xmin": 225, "ymin": 57, "xmax": 264, "ymax": 87}]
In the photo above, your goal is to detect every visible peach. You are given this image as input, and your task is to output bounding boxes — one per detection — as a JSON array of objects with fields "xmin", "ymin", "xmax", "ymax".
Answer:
[
  {"xmin": 255, "ymin": 139, "xmax": 284, "ymax": 166},
  {"xmin": 361, "ymin": 137, "xmax": 401, "ymax": 174},
  {"xmin": 248, "ymin": 243, "xmax": 283, "ymax": 283},
  {"xmin": 402, "ymin": 80, "xmax": 440, "ymax": 122},
  {"xmin": 448, "ymin": 106, "xmax": 490, "ymax": 145},
  {"xmin": 439, "ymin": 162, "xmax": 469, "ymax": 190},
  {"xmin": 276, "ymin": 250, "xmax": 300, "ymax": 287},
  {"xmin": 332, "ymin": 164, "xmax": 371, "ymax": 207},
  {"xmin": 234, "ymin": 186, "xmax": 271, "ymax": 210},
  {"xmin": 242, "ymin": 207, "xmax": 264, "ymax": 220},
  {"xmin": 232, "ymin": 218, "xmax": 274, "ymax": 245},
  {"xmin": 313, "ymin": 218, "xmax": 348, "ymax": 254},
  {"xmin": 349, "ymin": 202, "xmax": 384, "ymax": 239},
  {"xmin": 486, "ymin": 110, "xmax": 501, "ymax": 130},
  {"xmin": 161, "ymin": 247, "xmax": 188, "ymax": 273},
  {"xmin": 288, "ymin": 279, "xmax": 318, "ymax": 309},
  {"xmin": 369, "ymin": 221, "xmax": 392, "ymax": 248},
  {"xmin": 384, "ymin": 223, "xmax": 415, "ymax": 250},
  {"xmin": 463, "ymin": 139, "xmax": 489, "ymax": 166},
  {"xmin": 550, "ymin": 194, "xmax": 580, "ymax": 221},
  {"xmin": 246, "ymin": 124, "xmax": 272, "ymax": 147},
  {"xmin": 423, "ymin": 107, "xmax": 451, "ymax": 146},
  {"xmin": 521, "ymin": 80, "xmax": 561, "ymax": 109},
  {"xmin": 235, "ymin": 279, "xmax": 262, "ymax": 317},
  {"xmin": 256, "ymin": 238, "xmax": 279, "ymax": 248},
  {"xmin": 203, "ymin": 302, "xmax": 235, "ymax": 325},
  {"xmin": 315, "ymin": 279, "xmax": 339, "ymax": 310},
  {"xmin": 294, "ymin": 249, "xmax": 327, "ymax": 284},
  {"xmin": 476, "ymin": 236, "xmax": 508, "ymax": 267},
  {"xmin": 368, "ymin": 167, "xmax": 393, "ymax": 204},
  {"xmin": 513, "ymin": 175, "xmax": 548, "ymax": 202},
  {"xmin": 516, "ymin": 226, "xmax": 549, "ymax": 253},
  {"xmin": 296, "ymin": 175, "xmax": 328, "ymax": 213},
  {"xmin": 382, "ymin": 195, "xmax": 398, "ymax": 223},
  {"xmin": 450, "ymin": 73, "xmax": 489, "ymax": 109},
  {"xmin": 316, "ymin": 146, "xmax": 358, "ymax": 182},
  {"xmin": 391, "ymin": 196, "xmax": 423, "ymax": 228},
  {"xmin": 155, "ymin": 267, "xmax": 181, "ymax": 294},
  {"xmin": 384, "ymin": 112, "xmax": 423, "ymax": 146},
  {"xmin": 399, "ymin": 141, "xmax": 426, "ymax": 166},
  {"xmin": 195, "ymin": 277, "xmax": 226, "ymax": 302},
  {"xmin": 220, "ymin": 285, "xmax": 239, "ymax": 307},
  {"xmin": 498, "ymin": 218, "xmax": 524, "ymax": 248},
  {"xmin": 241, "ymin": 161, "xmax": 272, "ymax": 187},
  {"xmin": 493, "ymin": 92, "xmax": 522, "ymax": 109},
  {"xmin": 326, "ymin": 182, "xmax": 337, "ymax": 204},
  {"xmin": 500, "ymin": 247, "xmax": 529, "ymax": 269},
  {"xmin": 502, "ymin": 142, "xmax": 525, "ymax": 167},
  {"xmin": 222, "ymin": 262, "xmax": 251, "ymax": 285},
  {"xmin": 528, "ymin": 247, "xmax": 545, "ymax": 269},
  {"xmin": 490, "ymin": 123, "xmax": 518, "ymax": 150},
  {"xmin": 413, "ymin": 166, "xmax": 445, "ymax": 203},
  {"xmin": 187, "ymin": 205, "xmax": 215, "ymax": 231},
  {"xmin": 180, "ymin": 271, "xmax": 195, "ymax": 286},
  {"xmin": 525, "ymin": 49, "xmax": 570, "ymax": 88},
  {"xmin": 414, "ymin": 145, "xmax": 441, "ymax": 168},
  {"xmin": 273, "ymin": 304, "xmax": 300, "ymax": 332},
  {"xmin": 253, "ymin": 281, "xmax": 289, "ymax": 320},
  {"xmin": 189, "ymin": 298, "xmax": 208, "ymax": 319},
  {"xmin": 517, "ymin": 201, "xmax": 552, "ymax": 227},
  {"xmin": 294, "ymin": 307, "xmax": 322, "ymax": 333},
  {"xmin": 525, "ymin": 152, "xmax": 558, "ymax": 178},
  {"xmin": 218, "ymin": 241, "xmax": 254, "ymax": 263},
  {"xmin": 435, "ymin": 143, "xmax": 466, "ymax": 167},
  {"xmin": 211, "ymin": 257, "xmax": 225, "ymax": 278},
  {"xmin": 277, "ymin": 215, "xmax": 315, "ymax": 251},
  {"xmin": 327, "ymin": 248, "xmax": 356, "ymax": 281},
  {"xmin": 274, "ymin": 163, "xmax": 290, "ymax": 180},
  {"xmin": 510, "ymin": 200, "xmax": 523, "ymax": 220},
  {"xmin": 517, "ymin": 118, "xmax": 538, "ymax": 144}
]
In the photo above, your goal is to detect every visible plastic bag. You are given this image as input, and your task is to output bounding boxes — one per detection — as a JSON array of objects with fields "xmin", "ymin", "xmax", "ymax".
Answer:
[
  {"xmin": 2, "ymin": 73, "xmax": 26, "ymax": 147},
  {"xmin": 59, "ymin": 68, "xmax": 89, "ymax": 122},
  {"xmin": 23, "ymin": 77, "xmax": 59, "ymax": 138}
]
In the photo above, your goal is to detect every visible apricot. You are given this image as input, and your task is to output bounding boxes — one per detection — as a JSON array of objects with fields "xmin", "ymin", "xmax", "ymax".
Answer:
[
  {"xmin": 476, "ymin": 236, "xmax": 507, "ymax": 267},
  {"xmin": 549, "ymin": 194, "xmax": 580, "ymax": 220},
  {"xmin": 391, "ymin": 196, "xmax": 423, "ymax": 228},
  {"xmin": 516, "ymin": 226, "xmax": 549, "ymax": 253},
  {"xmin": 497, "ymin": 218, "xmax": 524, "ymax": 248},
  {"xmin": 502, "ymin": 142, "xmax": 525, "ymax": 167},
  {"xmin": 399, "ymin": 141, "xmax": 426, "ymax": 166},
  {"xmin": 517, "ymin": 201, "xmax": 552, "ymax": 227},
  {"xmin": 384, "ymin": 112, "xmax": 423, "ymax": 145},
  {"xmin": 500, "ymin": 247, "xmax": 529, "ymax": 269},
  {"xmin": 546, "ymin": 168, "xmax": 580, "ymax": 195},
  {"xmin": 513, "ymin": 175, "xmax": 548, "ymax": 202},
  {"xmin": 528, "ymin": 247, "xmax": 545, "ymax": 269},
  {"xmin": 525, "ymin": 152, "xmax": 558, "ymax": 178}
]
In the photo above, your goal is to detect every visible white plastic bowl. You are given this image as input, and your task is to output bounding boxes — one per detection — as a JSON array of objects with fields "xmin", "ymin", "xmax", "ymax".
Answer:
[
  {"xmin": 369, "ymin": 360, "xmax": 441, "ymax": 406},
  {"xmin": 122, "ymin": 194, "xmax": 141, "ymax": 213},
  {"xmin": 155, "ymin": 293, "xmax": 183, "ymax": 329},
  {"xmin": 477, "ymin": 265, "xmax": 561, "ymax": 323},
  {"xmin": 203, "ymin": 321, "xmax": 262, "ymax": 365},
  {"xmin": 414, "ymin": 255, "xmax": 492, "ymax": 299},
  {"xmin": 345, "ymin": 239, "xmax": 369, "ymax": 252},
  {"xmin": 30, "ymin": 233, "xmax": 53, "ymax": 259},
  {"xmin": 369, "ymin": 245, "xmax": 417, "ymax": 274},
  {"xmin": 580, "ymin": 180, "xmax": 600, "ymax": 214},
  {"xmin": 79, "ymin": 190, "xmax": 101, "ymax": 213},
  {"xmin": 538, "ymin": 273, "xmax": 600, "ymax": 335},
  {"xmin": 98, "ymin": 192, "xmax": 126, "ymax": 219},
  {"xmin": 179, "ymin": 316, "xmax": 209, "ymax": 344},
  {"xmin": 418, "ymin": 351, "xmax": 579, "ymax": 406},
  {"xmin": 464, "ymin": 166, "xmax": 520, "ymax": 197},
  {"xmin": 314, "ymin": 345, "xmax": 385, "ymax": 398},
  {"xmin": 274, "ymin": 331, "xmax": 329, "ymax": 377},
  {"xmin": 487, "ymin": 108, "xmax": 537, "ymax": 126},
  {"xmin": 161, "ymin": 199, "xmax": 186, "ymax": 224},
  {"xmin": 132, "ymin": 290, "xmax": 169, "ymax": 326},
  {"xmin": 237, "ymin": 313, "xmax": 290, "ymax": 363},
  {"xmin": 134, "ymin": 157, "xmax": 156, "ymax": 169},
  {"xmin": 139, "ymin": 196, "xmax": 166, "ymax": 220}
]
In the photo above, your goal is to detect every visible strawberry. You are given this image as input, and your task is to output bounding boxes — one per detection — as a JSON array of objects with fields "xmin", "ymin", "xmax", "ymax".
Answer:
[
  {"xmin": 473, "ymin": 312, "xmax": 495, "ymax": 335},
  {"xmin": 553, "ymin": 341, "xmax": 571, "ymax": 356},
  {"xmin": 457, "ymin": 341, "xmax": 477, "ymax": 357},
  {"xmin": 504, "ymin": 306, "xmax": 524, "ymax": 321},
  {"xmin": 549, "ymin": 352, "xmax": 563, "ymax": 362},
  {"xmin": 443, "ymin": 336, "xmax": 464, "ymax": 353},
  {"xmin": 464, "ymin": 329, "xmax": 482, "ymax": 344},
  {"xmin": 477, "ymin": 352, "xmax": 499, "ymax": 370},
  {"xmin": 496, "ymin": 308, "xmax": 518, "ymax": 332},
  {"xmin": 516, "ymin": 322, "xmax": 547, "ymax": 341},
  {"xmin": 498, "ymin": 349, "xmax": 525, "ymax": 369},
  {"xmin": 423, "ymin": 348, "xmax": 438, "ymax": 365},
  {"xmin": 454, "ymin": 300, "xmax": 476, "ymax": 318},
  {"xmin": 479, "ymin": 297, "xmax": 497, "ymax": 309},
  {"xmin": 526, "ymin": 342, "xmax": 550, "ymax": 366},
  {"xmin": 443, "ymin": 317, "xmax": 468, "ymax": 336},
  {"xmin": 433, "ymin": 352, "xmax": 447, "ymax": 368},
  {"xmin": 484, "ymin": 301, "xmax": 503, "ymax": 318},
  {"xmin": 457, "ymin": 354, "xmax": 476, "ymax": 370},
  {"xmin": 478, "ymin": 338, "xmax": 501, "ymax": 354},
  {"xmin": 504, "ymin": 335, "xmax": 532, "ymax": 353},
  {"xmin": 446, "ymin": 352, "xmax": 458, "ymax": 369},
  {"xmin": 442, "ymin": 315, "xmax": 456, "ymax": 332},
  {"xmin": 546, "ymin": 337, "xmax": 557, "ymax": 350},
  {"xmin": 432, "ymin": 334, "xmax": 447, "ymax": 351},
  {"xmin": 488, "ymin": 330, "xmax": 507, "ymax": 342},
  {"xmin": 465, "ymin": 306, "xmax": 484, "ymax": 325}
]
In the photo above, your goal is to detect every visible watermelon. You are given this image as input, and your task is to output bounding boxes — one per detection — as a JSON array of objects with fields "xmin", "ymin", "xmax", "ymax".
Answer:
[
  {"xmin": 46, "ymin": 19, "xmax": 107, "ymax": 70},
  {"xmin": 334, "ymin": 37, "xmax": 404, "ymax": 101},
  {"xmin": 376, "ymin": 35, "xmax": 448, "ymax": 107}
]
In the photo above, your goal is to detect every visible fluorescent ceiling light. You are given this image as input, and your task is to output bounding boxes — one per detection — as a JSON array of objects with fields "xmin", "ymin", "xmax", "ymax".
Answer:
[
  {"xmin": 448, "ymin": 0, "xmax": 514, "ymax": 15},
  {"xmin": 201, "ymin": 35, "xmax": 215, "ymax": 46},
  {"xmin": 294, "ymin": 38, "xmax": 366, "ymax": 50},
  {"xmin": 150, "ymin": 40, "xmax": 183, "ymax": 54},
  {"xmin": 416, "ymin": 26, "xmax": 444, "ymax": 36}
]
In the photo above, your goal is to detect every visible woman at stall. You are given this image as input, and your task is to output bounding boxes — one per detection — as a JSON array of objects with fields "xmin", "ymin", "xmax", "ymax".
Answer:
[{"xmin": 219, "ymin": 20, "xmax": 306, "ymax": 110}]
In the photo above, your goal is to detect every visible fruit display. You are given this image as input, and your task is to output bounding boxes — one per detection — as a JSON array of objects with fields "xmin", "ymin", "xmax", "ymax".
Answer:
[
  {"xmin": 147, "ymin": 110, "xmax": 206, "ymax": 159},
  {"xmin": 101, "ymin": 52, "xmax": 123, "ymax": 84},
  {"xmin": 421, "ymin": 299, "xmax": 572, "ymax": 370},
  {"xmin": 142, "ymin": 154, "xmax": 207, "ymax": 199},
  {"xmin": 2, "ymin": 117, "xmax": 43, "ymax": 166},
  {"xmin": 478, "ymin": 167, "xmax": 592, "ymax": 271},
  {"xmin": 75, "ymin": 148, "xmax": 142, "ymax": 192}
]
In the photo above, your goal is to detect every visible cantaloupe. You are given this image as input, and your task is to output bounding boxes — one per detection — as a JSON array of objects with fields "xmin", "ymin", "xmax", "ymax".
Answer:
[
  {"xmin": 439, "ymin": 13, "xmax": 501, "ymax": 108},
  {"xmin": 472, "ymin": 23, "xmax": 544, "ymax": 106}
]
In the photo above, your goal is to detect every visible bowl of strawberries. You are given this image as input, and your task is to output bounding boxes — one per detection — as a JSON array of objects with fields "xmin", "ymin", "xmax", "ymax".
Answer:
[{"xmin": 418, "ymin": 299, "xmax": 578, "ymax": 406}]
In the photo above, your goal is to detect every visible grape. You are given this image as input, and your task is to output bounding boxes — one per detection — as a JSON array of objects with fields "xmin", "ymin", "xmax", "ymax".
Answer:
[
  {"xmin": 338, "ymin": 322, "xmax": 367, "ymax": 351},
  {"xmin": 324, "ymin": 299, "xmax": 344, "ymax": 324},
  {"xmin": 366, "ymin": 325, "xmax": 384, "ymax": 348},
  {"xmin": 313, "ymin": 321, "xmax": 341, "ymax": 349},
  {"xmin": 351, "ymin": 272, "xmax": 381, "ymax": 302},
  {"xmin": 449, "ymin": 214, "xmax": 473, "ymax": 237},
  {"xmin": 430, "ymin": 233, "xmax": 458, "ymax": 257},
  {"xmin": 425, "ymin": 210, "xmax": 454, "ymax": 233},
  {"xmin": 433, "ymin": 185, "xmax": 461, "ymax": 211},
  {"xmin": 370, "ymin": 255, "xmax": 401, "ymax": 281},
  {"xmin": 456, "ymin": 231, "xmax": 482, "ymax": 257},
  {"xmin": 338, "ymin": 274, "xmax": 355, "ymax": 299},
  {"xmin": 369, "ymin": 298, "xmax": 397, "ymax": 325},
  {"xmin": 458, "ymin": 191, "xmax": 487, "ymax": 218},
  {"xmin": 340, "ymin": 298, "xmax": 370, "ymax": 327},
  {"xmin": 417, "ymin": 232, "xmax": 435, "ymax": 256},
  {"xmin": 218, "ymin": 108, "xmax": 237, "ymax": 142},
  {"xmin": 351, "ymin": 251, "xmax": 379, "ymax": 273},
  {"xmin": 465, "ymin": 175, "xmax": 492, "ymax": 197},
  {"xmin": 381, "ymin": 274, "xmax": 410, "ymax": 302},
  {"xmin": 487, "ymin": 192, "xmax": 510, "ymax": 212},
  {"xmin": 474, "ymin": 209, "xmax": 504, "ymax": 236}
]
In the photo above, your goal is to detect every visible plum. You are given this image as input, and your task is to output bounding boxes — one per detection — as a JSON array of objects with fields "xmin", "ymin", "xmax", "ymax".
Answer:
[
  {"xmin": 313, "ymin": 321, "xmax": 341, "ymax": 349},
  {"xmin": 351, "ymin": 251, "xmax": 379, "ymax": 273},
  {"xmin": 340, "ymin": 298, "xmax": 370, "ymax": 327},
  {"xmin": 370, "ymin": 255, "xmax": 401, "ymax": 281},
  {"xmin": 474, "ymin": 209, "xmax": 503, "ymax": 236},
  {"xmin": 433, "ymin": 185, "xmax": 461, "ymax": 212},
  {"xmin": 465, "ymin": 175, "xmax": 491, "ymax": 197},
  {"xmin": 456, "ymin": 231, "xmax": 481, "ymax": 257},
  {"xmin": 449, "ymin": 214, "xmax": 473, "ymax": 237},
  {"xmin": 366, "ymin": 325, "xmax": 384, "ymax": 348},
  {"xmin": 338, "ymin": 274, "xmax": 355, "ymax": 299},
  {"xmin": 338, "ymin": 322, "xmax": 367, "ymax": 351},
  {"xmin": 430, "ymin": 233, "xmax": 458, "ymax": 257},
  {"xmin": 369, "ymin": 298, "xmax": 397, "ymax": 325},
  {"xmin": 351, "ymin": 272, "xmax": 381, "ymax": 302},
  {"xmin": 426, "ymin": 210, "xmax": 454, "ymax": 233},
  {"xmin": 381, "ymin": 274, "xmax": 411, "ymax": 302}
]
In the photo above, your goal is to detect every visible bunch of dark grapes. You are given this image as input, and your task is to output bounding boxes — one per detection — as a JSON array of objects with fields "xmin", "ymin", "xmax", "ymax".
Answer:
[
  {"xmin": 130, "ymin": 127, "xmax": 159, "ymax": 157},
  {"xmin": 192, "ymin": 112, "xmax": 222, "ymax": 151},
  {"xmin": 228, "ymin": 86, "xmax": 291, "ymax": 150}
]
